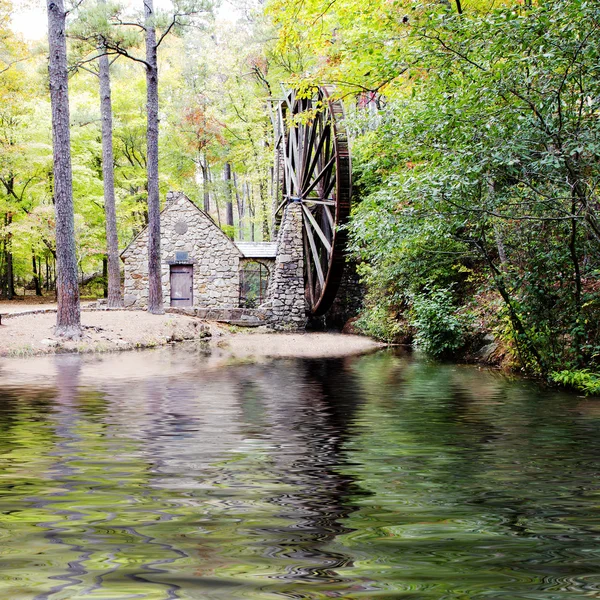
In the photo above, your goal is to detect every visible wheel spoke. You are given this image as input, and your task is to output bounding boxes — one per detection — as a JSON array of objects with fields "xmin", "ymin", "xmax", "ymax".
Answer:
[
  {"xmin": 303, "ymin": 213, "xmax": 325, "ymax": 288},
  {"xmin": 302, "ymin": 120, "xmax": 329, "ymax": 192},
  {"xmin": 303, "ymin": 229, "xmax": 315, "ymax": 306},
  {"xmin": 323, "ymin": 172, "xmax": 336, "ymax": 200},
  {"xmin": 303, "ymin": 199, "xmax": 335, "ymax": 206},
  {"xmin": 301, "ymin": 203, "xmax": 332, "ymax": 254},
  {"xmin": 303, "ymin": 155, "xmax": 336, "ymax": 198},
  {"xmin": 288, "ymin": 125, "xmax": 300, "ymax": 193},
  {"xmin": 324, "ymin": 204, "xmax": 335, "ymax": 229}
]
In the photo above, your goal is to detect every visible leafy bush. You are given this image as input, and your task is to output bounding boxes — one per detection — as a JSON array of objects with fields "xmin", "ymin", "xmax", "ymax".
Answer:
[
  {"xmin": 550, "ymin": 370, "xmax": 600, "ymax": 396},
  {"xmin": 354, "ymin": 302, "xmax": 409, "ymax": 344},
  {"xmin": 410, "ymin": 288, "xmax": 471, "ymax": 358}
]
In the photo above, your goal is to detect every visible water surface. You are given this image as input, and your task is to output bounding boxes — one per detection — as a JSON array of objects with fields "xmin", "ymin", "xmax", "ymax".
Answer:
[{"xmin": 0, "ymin": 347, "xmax": 599, "ymax": 599}]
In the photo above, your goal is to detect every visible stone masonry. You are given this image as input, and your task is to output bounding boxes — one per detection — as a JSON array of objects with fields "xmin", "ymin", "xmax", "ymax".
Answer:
[
  {"xmin": 121, "ymin": 191, "xmax": 241, "ymax": 309},
  {"xmin": 261, "ymin": 202, "xmax": 307, "ymax": 329}
]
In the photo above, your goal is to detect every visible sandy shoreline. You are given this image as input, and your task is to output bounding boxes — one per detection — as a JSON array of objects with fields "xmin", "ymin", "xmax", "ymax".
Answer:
[{"xmin": 0, "ymin": 307, "xmax": 383, "ymax": 367}]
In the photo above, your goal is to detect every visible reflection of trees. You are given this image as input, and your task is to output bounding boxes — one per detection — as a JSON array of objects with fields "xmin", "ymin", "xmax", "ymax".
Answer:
[
  {"xmin": 342, "ymin": 352, "xmax": 600, "ymax": 598},
  {"xmin": 0, "ymin": 354, "xmax": 371, "ymax": 598},
  {"xmin": 3, "ymin": 348, "xmax": 599, "ymax": 599}
]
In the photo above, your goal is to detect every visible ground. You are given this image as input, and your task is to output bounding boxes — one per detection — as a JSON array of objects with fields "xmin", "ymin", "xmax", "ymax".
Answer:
[{"xmin": 0, "ymin": 299, "xmax": 382, "ymax": 359}]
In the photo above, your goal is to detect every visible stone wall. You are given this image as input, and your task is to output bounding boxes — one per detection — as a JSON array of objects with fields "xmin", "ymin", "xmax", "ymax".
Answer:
[
  {"xmin": 122, "ymin": 191, "xmax": 241, "ymax": 309},
  {"xmin": 320, "ymin": 260, "xmax": 365, "ymax": 329},
  {"xmin": 261, "ymin": 202, "xmax": 306, "ymax": 329}
]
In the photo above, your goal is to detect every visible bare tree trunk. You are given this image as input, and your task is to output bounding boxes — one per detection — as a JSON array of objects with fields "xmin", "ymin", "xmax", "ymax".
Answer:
[
  {"xmin": 259, "ymin": 179, "xmax": 269, "ymax": 241},
  {"xmin": 32, "ymin": 252, "xmax": 42, "ymax": 296},
  {"xmin": 102, "ymin": 256, "xmax": 108, "ymax": 298},
  {"xmin": 224, "ymin": 162, "xmax": 234, "ymax": 237},
  {"xmin": 487, "ymin": 179, "xmax": 508, "ymax": 267},
  {"xmin": 144, "ymin": 0, "xmax": 163, "ymax": 314},
  {"xmin": 201, "ymin": 158, "xmax": 210, "ymax": 212},
  {"xmin": 2, "ymin": 213, "xmax": 15, "ymax": 299},
  {"xmin": 234, "ymin": 172, "xmax": 243, "ymax": 241},
  {"xmin": 209, "ymin": 165, "xmax": 221, "ymax": 226},
  {"xmin": 7, "ymin": 250, "xmax": 14, "ymax": 298},
  {"xmin": 47, "ymin": 0, "xmax": 81, "ymax": 337},
  {"xmin": 98, "ymin": 14, "xmax": 123, "ymax": 308},
  {"xmin": 248, "ymin": 183, "xmax": 255, "ymax": 242}
]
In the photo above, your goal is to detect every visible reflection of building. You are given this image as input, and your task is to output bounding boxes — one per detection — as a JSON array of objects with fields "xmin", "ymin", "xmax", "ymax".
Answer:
[{"xmin": 121, "ymin": 192, "xmax": 275, "ymax": 309}]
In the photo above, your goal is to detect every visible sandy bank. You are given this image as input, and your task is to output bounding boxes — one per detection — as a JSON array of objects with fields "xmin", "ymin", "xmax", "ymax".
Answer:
[
  {"xmin": 0, "ymin": 309, "xmax": 211, "ymax": 356},
  {"xmin": 214, "ymin": 332, "xmax": 382, "ymax": 360},
  {"xmin": 0, "ymin": 308, "xmax": 383, "ymax": 367}
]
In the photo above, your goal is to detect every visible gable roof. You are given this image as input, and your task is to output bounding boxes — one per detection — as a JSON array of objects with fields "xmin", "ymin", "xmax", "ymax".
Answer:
[{"xmin": 120, "ymin": 191, "xmax": 242, "ymax": 259}]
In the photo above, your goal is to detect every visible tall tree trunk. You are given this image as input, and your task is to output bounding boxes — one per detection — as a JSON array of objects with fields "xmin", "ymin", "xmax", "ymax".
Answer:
[
  {"xmin": 144, "ymin": 0, "xmax": 163, "ymax": 314},
  {"xmin": 0, "ymin": 236, "xmax": 5, "ymax": 298},
  {"xmin": 234, "ymin": 172, "xmax": 243, "ymax": 241},
  {"xmin": 47, "ymin": 0, "xmax": 81, "ymax": 337},
  {"xmin": 248, "ymin": 183, "xmax": 255, "ymax": 242},
  {"xmin": 45, "ymin": 255, "xmax": 50, "ymax": 291},
  {"xmin": 487, "ymin": 178, "xmax": 508, "ymax": 267},
  {"xmin": 32, "ymin": 252, "xmax": 42, "ymax": 296},
  {"xmin": 569, "ymin": 195, "xmax": 583, "ymax": 363},
  {"xmin": 2, "ymin": 213, "xmax": 15, "ymax": 299},
  {"xmin": 98, "ymin": 17, "xmax": 123, "ymax": 308},
  {"xmin": 7, "ymin": 249, "xmax": 14, "ymax": 299},
  {"xmin": 259, "ymin": 179, "xmax": 269, "ymax": 241},
  {"xmin": 208, "ymin": 164, "xmax": 221, "ymax": 226},
  {"xmin": 224, "ymin": 162, "xmax": 234, "ymax": 234},
  {"xmin": 201, "ymin": 158, "xmax": 210, "ymax": 212},
  {"xmin": 102, "ymin": 256, "xmax": 108, "ymax": 298}
]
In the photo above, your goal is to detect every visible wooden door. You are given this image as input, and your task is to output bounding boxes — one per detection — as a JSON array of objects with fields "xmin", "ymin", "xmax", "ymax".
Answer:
[{"xmin": 170, "ymin": 265, "xmax": 193, "ymax": 307}]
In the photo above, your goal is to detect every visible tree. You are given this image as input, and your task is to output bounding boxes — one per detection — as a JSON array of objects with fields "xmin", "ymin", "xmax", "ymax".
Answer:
[
  {"xmin": 96, "ymin": 0, "xmax": 123, "ymax": 308},
  {"xmin": 47, "ymin": 0, "xmax": 81, "ymax": 337},
  {"xmin": 97, "ymin": 0, "xmax": 213, "ymax": 313},
  {"xmin": 143, "ymin": 0, "xmax": 162, "ymax": 313},
  {"xmin": 98, "ymin": 43, "xmax": 122, "ymax": 308}
]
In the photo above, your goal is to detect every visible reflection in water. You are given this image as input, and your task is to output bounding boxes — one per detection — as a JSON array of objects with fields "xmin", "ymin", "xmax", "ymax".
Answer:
[{"xmin": 0, "ymin": 348, "xmax": 600, "ymax": 598}]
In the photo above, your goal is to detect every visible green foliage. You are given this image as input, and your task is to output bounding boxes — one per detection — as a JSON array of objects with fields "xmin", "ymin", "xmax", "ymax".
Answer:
[
  {"xmin": 278, "ymin": 0, "xmax": 600, "ymax": 373},
  {"xmin": 354, "ymin": 300, "xmax": 407, "ymax": 344},
  {"xmin": 220, "ymin": 224, "xmax": 234, "ymax": 239},
  {"xmin": 410, "ymin": 288, "xmax": 470, "ymax": 358},
  {"xmin": 550, "ymin": 370, "xmax": 600, "ymax": 396}
]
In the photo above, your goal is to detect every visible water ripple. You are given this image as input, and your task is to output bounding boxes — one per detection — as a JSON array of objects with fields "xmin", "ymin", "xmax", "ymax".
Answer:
[{"xmin": 0, "ymin": 349, "xmax": 599, "ymax": 598}]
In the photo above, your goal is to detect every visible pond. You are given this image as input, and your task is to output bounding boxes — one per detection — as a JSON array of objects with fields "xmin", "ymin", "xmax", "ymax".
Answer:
[{"xmin": 0, "ymin": 346, "xmax": 599, "ymax": 599}]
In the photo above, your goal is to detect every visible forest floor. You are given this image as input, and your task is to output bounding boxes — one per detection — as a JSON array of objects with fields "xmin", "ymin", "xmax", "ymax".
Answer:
[{"xmin": 0, "ymin": 302, "xmax": 382, "ymax": 359}]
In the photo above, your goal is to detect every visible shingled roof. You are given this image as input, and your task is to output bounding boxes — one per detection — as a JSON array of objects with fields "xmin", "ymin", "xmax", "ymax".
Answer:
[{"xmin": 235, "ymin": 242, "xmax": 277, "ymax": 259}]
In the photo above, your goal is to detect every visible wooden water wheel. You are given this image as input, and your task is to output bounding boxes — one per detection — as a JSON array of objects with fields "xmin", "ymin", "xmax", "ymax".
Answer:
[{"xmin": 276, "ymin": 86, "xmax": 352, "ymax": 317}]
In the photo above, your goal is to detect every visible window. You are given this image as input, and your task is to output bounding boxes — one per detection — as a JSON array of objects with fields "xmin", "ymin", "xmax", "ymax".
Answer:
[{"xmin": 239, "ymin": 262, "xmax": 270, "ymax": 308}]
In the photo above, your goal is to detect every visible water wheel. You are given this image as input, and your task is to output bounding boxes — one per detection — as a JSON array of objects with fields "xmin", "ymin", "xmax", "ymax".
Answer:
[{"xmin": 275, "ymin": 86, "xmax": 352, "ymax": 317}]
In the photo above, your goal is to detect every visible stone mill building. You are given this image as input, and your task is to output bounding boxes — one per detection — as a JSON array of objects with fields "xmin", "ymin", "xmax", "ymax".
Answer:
[{"xmin": 121, "ymin": 191, "xmax": 277, "ymax": 311}]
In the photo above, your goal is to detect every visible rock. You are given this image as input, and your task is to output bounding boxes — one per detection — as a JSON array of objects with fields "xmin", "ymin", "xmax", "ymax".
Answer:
[
  {"xmin": 342, "ymin": 316, "xmax": 361, "ymax": 335},
  {"xmin": 476, "ymin": 342, "xmax": 499, "ymax": 362},
  {"xmin": 123, "ymin": 294, "xmax": 137, "ymax": 307}
]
